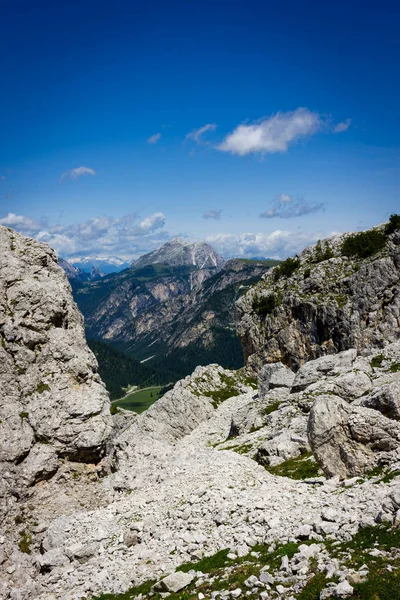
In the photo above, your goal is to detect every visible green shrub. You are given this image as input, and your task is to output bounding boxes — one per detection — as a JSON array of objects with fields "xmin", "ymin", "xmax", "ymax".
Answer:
[
  {"xmin": 312, "ymin": 240, "xmax": 335, "ymax": 263},
  {"xmin": 370, "ymin": 354, "xmax": 384, "ymax": 368},
  {"xmin": 18, "ymin": 531, "xmax": 32, "ymax": 554},
  {"xmin": 341, "ymin": 229, "xmax": 387, "ymax": 259},
  {"xmin": 110, "ymin": 404, "xmax": 120, "ymax": 415},
  {"xmin": 252, "ymin": 294, "xmax": 278, "ymax": 317},
  {"xmin": 384, "ymin": 213, "xmax": 400, "ymax": 235},
  {"xmin": 36, "ymin": 382, "xmax": 50, "ymax": 394},
  {"xmin": 273, "ymin": 256, "xmax": 300, "ymax": 280}
]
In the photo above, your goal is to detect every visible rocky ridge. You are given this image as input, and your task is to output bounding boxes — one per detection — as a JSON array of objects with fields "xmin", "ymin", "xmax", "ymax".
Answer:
[
  {"xmin": 131, "ymin": 238, "xmax": 225, "ymax": 271},
  {"xmin": 236, "ymin": 222, "xmax": 400, "ymax": 372}
]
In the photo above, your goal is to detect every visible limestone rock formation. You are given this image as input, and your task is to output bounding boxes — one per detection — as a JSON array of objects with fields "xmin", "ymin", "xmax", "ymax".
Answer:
[
  {"xmin": 0, "ymin": 225, "xmax": 112, "ymax": 501},
  {"xmin": 236, "ymin": 225, "xmax": 400, "ymax": 372},
  {"xmin": 306, "ymin": 343, "xmax": 400, "ymax": 478}
]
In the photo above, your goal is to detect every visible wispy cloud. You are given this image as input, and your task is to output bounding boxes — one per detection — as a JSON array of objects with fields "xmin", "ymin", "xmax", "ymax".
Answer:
[
  {"xmin": 333, "ymin": 118, "xmax": 351, "ymax": 133},
  {"xmin": 205, "ymin": 229, "xmax": 320, "ymax": 260},
  {"xmin": 260, "ymin": 193, "xmax": 325, "ymax": 219},
  {"xmin": 147, "ymin": 133, "xmax": 162, "ymax": 144},
  {"xmin": 203, "ymin": 210, "xmax": 222, "ymax": 220},
  {"xmin": 0, "ymin": 211, "xmax": 167, "ymax": 259},
  {"xmin": 186, "ymin": 123, "xmax": 217, "ymax": 144},
  {"xmin": 217, "ymin": 108, "xmax": 321, "ymax": 156},
  {"xmin": 59, "ymin": 166, "xmax": 96, "ymax": 183}
]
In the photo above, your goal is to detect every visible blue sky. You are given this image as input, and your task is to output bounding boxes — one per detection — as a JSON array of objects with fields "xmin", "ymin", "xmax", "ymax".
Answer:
[{"xmin": 0, "ymin": 0, "xmax": 399, "ymax": 260}]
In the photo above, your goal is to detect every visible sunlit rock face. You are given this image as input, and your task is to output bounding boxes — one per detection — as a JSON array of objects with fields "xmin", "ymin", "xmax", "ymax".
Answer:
[{"xmin": 0, "ymin": 225, "xmax": 112, "ymax": 499}]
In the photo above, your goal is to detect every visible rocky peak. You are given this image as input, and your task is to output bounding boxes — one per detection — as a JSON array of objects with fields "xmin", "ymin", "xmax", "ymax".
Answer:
[
  {"xmin": 132, "ymin": 238, "xmax": 225, "ymax": 271},
  {"xmin": 59, "ymin": 258, "xmax": 104, "ymax": 282}
]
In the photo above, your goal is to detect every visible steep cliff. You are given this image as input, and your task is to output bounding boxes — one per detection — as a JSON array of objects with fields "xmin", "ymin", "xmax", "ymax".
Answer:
[
  {"xmin": 0, "ymin": 226, "xmax": 112, "ymax": 500},
  {"xmin": 236, "ymin": 219, "xmax": 400, "ymax": 372}
]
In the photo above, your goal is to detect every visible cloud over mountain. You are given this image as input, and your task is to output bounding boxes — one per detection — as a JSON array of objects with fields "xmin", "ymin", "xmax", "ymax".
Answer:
[
  {"xmin": 205, "ymin": 229, "xmax": 320, "ymax": 259},
  {"xmin": 0, "ymin": 212, "xmax": 167, "ymax": 259}
]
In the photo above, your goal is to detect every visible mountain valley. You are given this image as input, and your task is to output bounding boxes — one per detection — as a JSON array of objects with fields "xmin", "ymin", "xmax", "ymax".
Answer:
[{"xmin": 67, "ymin": 239, "xmax": 279, "ymax": 388}]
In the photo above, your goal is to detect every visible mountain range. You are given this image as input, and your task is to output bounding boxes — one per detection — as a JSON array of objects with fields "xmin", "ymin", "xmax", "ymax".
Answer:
[{"xmin": 64, "ymin": 239, "xmax": 279, "ymax": 388}]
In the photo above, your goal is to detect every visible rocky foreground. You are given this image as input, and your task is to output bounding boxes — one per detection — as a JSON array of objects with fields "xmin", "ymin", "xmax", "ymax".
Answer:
[{"xmin": 1, "ymin": 223, "xmax": 400, "ymax": 600}]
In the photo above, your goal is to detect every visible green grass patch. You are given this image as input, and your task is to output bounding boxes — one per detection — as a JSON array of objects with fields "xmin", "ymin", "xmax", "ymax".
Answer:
[
  {"xmin": 297, "ymin": 572, "xmax": 328, "ymax": 600},
  {"xmin": 36, "ymin": 382, "xmax": 50, "ymax": 394},
  {"xmin": 352, "ymin": 568, "xmax": 400, "ymax": 599},
  {"xmin": 228, "ymin": 442, "xmax": 253, "ymax": 455},
  {"xmin": 263, "ymin": 452, "xmax": 322, "ymax": 480},
  {"xmin": 388, "ymin": 362, "xmax": 400, "ymax": 373},
  {"xmin": 335, "ymin": 294, "xmax": 348, "ymax": 308},
  {"xmin": 18, "ymin": 531, "xmax": 32, "ymax": 554},
  {"xmin": 370, "ymin": 354, "xmax": 384, "ymax": 368},
  {"xmin": 92, "ymin": 580, "xmax": 156, "ymax": 600},
  {"xmin": 114, "ymin": 386, "xmax": 163, "ymax": 413},
  {"xmin": 262, "ymin": 401, "xmax": 282, "ymax": 416},
  {"xmin": 202, "ymin": 373, "xmax": 241, "ymax": 408},
  {"xmin": 178, "ymin": 548, "xmax": 232, "ymax": 573}
]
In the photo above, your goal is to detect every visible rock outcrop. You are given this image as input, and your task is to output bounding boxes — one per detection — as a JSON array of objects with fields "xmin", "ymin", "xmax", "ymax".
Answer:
[
  {"xmin": 0, "ymin": 226, "xmax": 112, "ymax": 501},
  {"xmin": 236, "ymin": 224, "xmax": 400, "ymax": 372}
]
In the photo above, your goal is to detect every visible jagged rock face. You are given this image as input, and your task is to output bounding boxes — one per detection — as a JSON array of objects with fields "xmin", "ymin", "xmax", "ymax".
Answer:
[
  {"xmin": 0, "ymin": 226, "xmax": 112, "ymax": 498},
  {"xmin": 132, "ymin": 237, "xmax": 225, "ymax": 270},
  {"xmin": 236, "ymin": 228, "xmax": 400, "ymax": 372}
]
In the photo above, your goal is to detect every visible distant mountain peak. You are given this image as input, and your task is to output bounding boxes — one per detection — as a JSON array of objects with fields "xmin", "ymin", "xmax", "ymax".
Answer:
[
  {"xmin": 59, "ymin": 258, "xmax": 104, "ymax": 282},
  {"xmin": 132, "ymin": 238, "xmax": 225, "ymax": 271}
]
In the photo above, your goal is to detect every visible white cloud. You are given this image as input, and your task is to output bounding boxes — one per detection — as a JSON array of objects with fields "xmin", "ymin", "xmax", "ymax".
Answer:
[
  {"xmin": 333, "ymin": 118, "xmax": 351, "ymax": 133},
  {"xmin": 0, "ymin": 213, "xmax": 43, "ymax": 233},
  {"xmin": 59, "ymin": 166, "xmax": 96, "ymax": 183},
  {"xmin": 206, "ymin": 230, "xmax": 320, "ymax": 260},
  {"xmin": 138, "ymin": 212, "xmax": 166, "ymax": 232},
  {"xmin": 260, "ymin": 194, "xmax": 325, "ymax": 219},
  {"xmin": 147, "ymin": 133, "xmax": 162, "ymax": 144},
  {"xmin": 217, "ymin": 108, "xmax": 321, "ymax": 156},
  {"xmin": 0, "ymin": 211, "xmax": 168, "ymax": 260},
  {"xmin": 203, "ymin": 210, "xmax": 222, "ymax": 220},
  {"xmin": 186, "ymin": 123, "xmax": 217, "ymax": 144}
]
